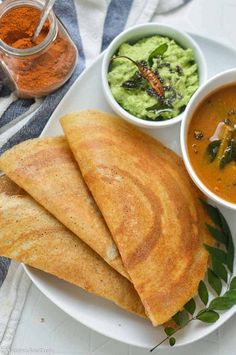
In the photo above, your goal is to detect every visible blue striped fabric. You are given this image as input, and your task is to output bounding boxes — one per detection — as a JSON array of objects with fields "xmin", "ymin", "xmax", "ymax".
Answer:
[
  {"xmin": 0, "ymin": 99, "xmax": 34, "ymax": 128},
  {"xmin": 0, "ymin": 0, "xmax": 85, "ymax": 285},
  {"xmin": 0, "ymin": 257, "xmax": 10, "ymax": 287},
  {"xmin": 101, "ymin": 0, "xmax": 133, "ymax": 51}
]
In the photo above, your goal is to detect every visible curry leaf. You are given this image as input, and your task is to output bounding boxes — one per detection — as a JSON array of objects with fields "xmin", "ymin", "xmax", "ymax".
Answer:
[
  {"xmin": 199, "ymin": 199, "xmax": 222, "ymax": 227},
  {"xmin": 146, "ymin": 103, "xmax": 160, "ymax": 111},
  {"xmin": 145, "ymin": 103, "xmax": 173, "ymax": 118},
  {"xmin": 178, "ymin": 310, "xmax": 189, "ymax": 326},
  {"xmin": 224, "ymin": 289, "xmax": 236, "ymax": 301},
  {"xmin": 208, "ymin": 269, "xmax": 222, "ymax": 295},
  {"xmin": 219, "ymin": 139, "xmax": 236, "ymax": 169},
  {"xmin": 209, "ymin": 296, "xmax": 236, "ymax": 310},
  {"xmin": 172, "ymin": 312, "xmax": 180, "ymax": 325},
  {"xmin": 148, "ymin": 43, "xmax": 168, "ymax": 67},
  {"xmin": 169, "ymin": 337, "xmax": 176, "ymax": 347},
  {"xmin": 184, "ymin": 298, "xmax": 196, "ymax": 315},
  {"xmin": 154, "ymin": 109, "xmax": 173, "ymax": 118},
  {"xmin": 146, "ymin": 105, "xmax": 172, "ymax": 115},
  {"xmin": 212, "ymin": 257, "xmax": 228, "ymax": 283},
  {"xmin": 227, "ymin": 237, "xmax": 234, "ymax": 273},
  {"xmin": 172, "ymin": 310, "xmax": 189, "ymax": 327},
  {"xmin": 230, "ymin": 277, "xmax": 236, "ymax": 290},
  {"xmin": 196, "ymin": 310, "xmax": 219, "ymax": 323},
  {"xmin": 206, "ymin": 140, "xmax": 221, "ymax": 162},
  {"xmin": 200, "ymin": 199, "xmax": 232, "ymax": 260},
  {"xmin": 218, "ymin": 210, "xmax": 231, "ymax": 246},
  {"xmin": 198, "ymin": 280, "xmax": 209, "ymax": 305},
  {"xmin": 164, "ymin": 327, "xmax": 175, "ymax": 336},
  {"xmin": 204, "ymin": 205, "xmax": 234, "ymax": 273},
  {"xmin": 224, "ymin": 235, "xmax": 234, "ymax": 274},
  {"xmin": 204, "ymin": 244, "xmax": 227, "ymax": 264},
  {"xmin": 206, "ymin": 223, "xmax": 227, "ymax": 245},
  {"xmin": 218, "ymin": 211, "xmax": 234, "ymax": 272}
]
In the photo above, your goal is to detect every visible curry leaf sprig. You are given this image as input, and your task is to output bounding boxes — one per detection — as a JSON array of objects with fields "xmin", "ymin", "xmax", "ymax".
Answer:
[
  {"xmin": 150, "ymin": 200, "xmax": 236, "ymax": 352},
  {"xmin": 206, "ymin": 120, "xmax": 236, "ymax": 169}
]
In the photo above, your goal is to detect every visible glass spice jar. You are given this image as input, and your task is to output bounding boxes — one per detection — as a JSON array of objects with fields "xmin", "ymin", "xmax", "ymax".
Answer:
[{"xmin": 0, "ymin": 0, "xmax": 78, "ymax": 98}]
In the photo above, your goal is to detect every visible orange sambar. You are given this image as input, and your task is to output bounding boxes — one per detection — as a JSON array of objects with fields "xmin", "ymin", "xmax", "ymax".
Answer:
[{"xmin": 187, "ymin": 84, "xmax": 236, "ymax": 204}]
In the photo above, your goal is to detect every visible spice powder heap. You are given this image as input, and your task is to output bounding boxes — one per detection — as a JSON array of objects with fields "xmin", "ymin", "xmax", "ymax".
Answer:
[
  {"xmin": 0, "ymin": 5, "xmax": 77, "ymax": 97},
  {"xmin": 0, "ymin": 6, "xmax": 50, "ymax": 48}
]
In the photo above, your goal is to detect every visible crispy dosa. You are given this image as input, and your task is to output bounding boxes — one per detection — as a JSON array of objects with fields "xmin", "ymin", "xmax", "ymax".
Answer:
[
  {"xmin": 0, "ymin": 137, "xmax": 128, "ymax": 279},
  {"xmin": 61, "ymin": 110, "xmax": 212, "ymax": 326},
  {"xmin": 0, "ymin": 176, "xmax": 145, "ymax": 317}
]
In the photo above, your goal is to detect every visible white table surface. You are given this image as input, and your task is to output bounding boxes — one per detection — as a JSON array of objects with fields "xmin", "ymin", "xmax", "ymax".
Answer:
[{"xmin": 12, "ymin": 0, "xmax": 236, "ymax": 354}]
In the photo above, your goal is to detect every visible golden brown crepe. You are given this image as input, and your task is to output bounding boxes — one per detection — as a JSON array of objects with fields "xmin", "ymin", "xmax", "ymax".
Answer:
[
  {"xmin": 0, "ymin": 137, "xmax": 128, "ymax": 279},
  {"xmin": 0, "ymin": 176, "xmax": 145, "ymax": 317},
  {"xmin": 61, "ymin": 110, "xmax": 212, "ymax": 326}
]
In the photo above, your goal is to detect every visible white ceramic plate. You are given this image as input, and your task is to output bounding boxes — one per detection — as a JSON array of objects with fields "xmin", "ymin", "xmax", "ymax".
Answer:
[{"xmin": 24, "ymin": 34, "xmax": 236, "ymax": 349}]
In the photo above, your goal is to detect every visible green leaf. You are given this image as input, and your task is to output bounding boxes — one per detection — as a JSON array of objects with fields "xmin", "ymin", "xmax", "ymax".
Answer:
[
  {"xmin": 198, "ymin": 280, "xmax": 209, "ymax": 305},
  {"xmin": 154, "ymin": 109, "xmax": 173, "ymax": 117},
  {"xmin": 164, "ymin": 327, "xmax": 175, "ymax": 336},
  {"xmin": 178, "ymin": 310, "xmax": 189, "ymax": 326},
  {"xmin": 199, "ymin": 199, "xmax": 222, "ymax": 227},
  {"xmin": 146, "ymin": 105, "xmax": 173, "ymax": 116},
  {"xmin": 169, "ymin": 337, "xmax": 176, "ymax": 347},
  {"xmin": 208, "ymin": 269, "xmax": 222, "ymax": 295},
  {"xmin": 201, "ymin": 201, "xmax": 234, "ymax": 270},
  {"xmin": 204, "ymin": 244, "xmax": 227, "ymax": 264},
  {"xmin": 172, "ymin": 310, "xmax": 189, "ymax": 327},
  {"xmin": 206, "ymin": 224, "xmax": 227, "ymax": 245},
  {"xmin": 206, "ymin": 140, "xmax": 221, "ymax": 162},
  {"xmin": 148, "ymin": 43, "xmax": 168, "ymax": 66},
  {"xmin": 212, "ymin": 257, "xmax": 228, "ymax": 283},
  {"xmin": 218, "ymin": 211, "xmax": 234, "ymax": 272},
  {"xmin": 184, "ymin": 298, "xmax": 196, "ymax": 315},
  {"xmin": 200, "ymin": 200, "xmax": 234, "ymax": 270},
  {"xmin": 145, "ymin": 103, "xmax": 160, "ymax": 111},
  {"xmin": 172, "ymin": 312, "xmax": 180, "ymax": 325},
  {"xmin": 200, "ymin": 199, "xmax": 234, "ymax": 272},
  {"xmin": 196, "ymin": 310, "xmax": 219, "ymax": 323},
  {"xmin": 226, "ymin": 237, "xmax": 234, "ymax": 273},
  {"xmin": 209, "ymin": 296, "xmax": 236, "ymax": 310},
  {"xmin": 230, "ymin": 277, "xmax": 236, "ymax": 290},
  {"xmin": 224, "ymin": 289, "xmax": 236, "ymax": 302},
  {"xmin": 218, "ymin": 212, "xmax": 231, "ymax": 245},
  {"xmin": 219, "ymin": 139, "xmax": 236, "ymax": 169}
]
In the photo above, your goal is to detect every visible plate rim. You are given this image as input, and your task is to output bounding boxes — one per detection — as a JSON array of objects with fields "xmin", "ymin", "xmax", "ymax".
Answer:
[{"xmin": 23, "ymin": 32, "xmax": 236, "ymax": 349}]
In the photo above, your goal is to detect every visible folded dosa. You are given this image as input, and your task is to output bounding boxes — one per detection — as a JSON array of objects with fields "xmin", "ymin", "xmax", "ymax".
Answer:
[
  {"xmin": 0, "ymin": 137, "xmax": 128, "ymax": 279},
  {"xmin": 61, "ymin": 110, "xmax": 212, "ymax": 326},
  {"xmin": 0, "ymin": 176, "xmax": 145, "ymax": 317}
]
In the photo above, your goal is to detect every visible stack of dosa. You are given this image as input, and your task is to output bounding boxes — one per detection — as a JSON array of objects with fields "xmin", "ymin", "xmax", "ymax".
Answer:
[
  {"xmin": 0, "ymin": 109, "xmax": 213, "ymax": 326},
  {"xmin": 61, "ymin": 110, "xmax": 212, "ymax": 326},
  {"xmin": 0, "ymin": 137, "xmax": 128, "ymax": 279},
  {"xmin": 0, "ymin": 175, "xmax": 145, "ymax": 317}
]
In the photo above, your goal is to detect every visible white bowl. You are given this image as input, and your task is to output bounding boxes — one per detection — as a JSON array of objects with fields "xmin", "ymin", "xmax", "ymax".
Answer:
[
  {"xmin": 102, "ymin": 23, "xmax": 207, "ymax": 129},
  {"xmin": 181, "ymin": 68, "xmax": 236, "ymax": 210}
]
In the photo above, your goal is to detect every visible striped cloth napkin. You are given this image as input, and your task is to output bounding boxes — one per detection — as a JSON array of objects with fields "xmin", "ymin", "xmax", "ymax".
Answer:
[{"xmin": 0, "ymin": 0, "xmax": 190, "ymax": 351}]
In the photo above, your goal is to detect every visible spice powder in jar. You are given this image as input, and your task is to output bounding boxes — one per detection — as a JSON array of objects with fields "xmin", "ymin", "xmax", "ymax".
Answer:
[{"xmin": 0, "ymin": 0, "xmax": 78, "ymax": 98}]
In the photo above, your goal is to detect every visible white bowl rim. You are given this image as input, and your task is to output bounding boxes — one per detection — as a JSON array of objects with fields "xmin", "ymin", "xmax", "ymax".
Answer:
[
  {"xmin": 181, "ymin": 67, "xmax": 236, "ymax": 210},
  {"xmin": 102, "ymin": 22, "xmax": 208, "ymax": 129}
]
